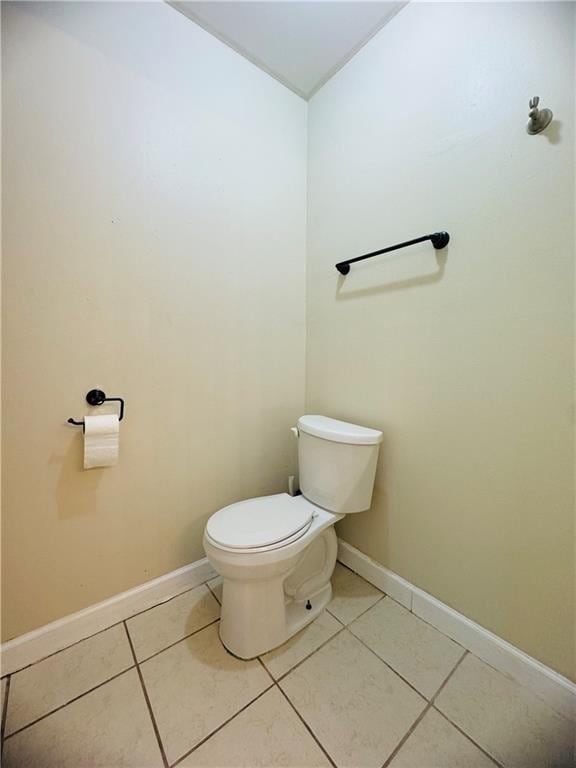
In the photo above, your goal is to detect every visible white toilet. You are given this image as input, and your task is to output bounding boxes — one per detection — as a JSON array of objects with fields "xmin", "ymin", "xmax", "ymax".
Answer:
[{"xmin": 203, "ymin": 415, "xmax": 383, "ymax": 659}]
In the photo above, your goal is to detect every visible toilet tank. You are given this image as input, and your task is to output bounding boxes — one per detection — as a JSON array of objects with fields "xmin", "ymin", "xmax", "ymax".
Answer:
[{"xmin": 297, "ymin": 415, "xmax": 383, "ymax": 514}]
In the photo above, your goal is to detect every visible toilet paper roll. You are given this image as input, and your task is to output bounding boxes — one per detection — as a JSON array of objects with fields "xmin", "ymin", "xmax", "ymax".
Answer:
[{"xmin": 83, "ymin": 414, "xmax": 119, "ymax": 469}]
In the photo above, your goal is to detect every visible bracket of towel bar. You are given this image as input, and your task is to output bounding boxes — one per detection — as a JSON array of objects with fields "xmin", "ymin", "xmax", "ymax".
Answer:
[{"xmin": 67, "ymin": 389, "xmax": 125, "ymax": 430}]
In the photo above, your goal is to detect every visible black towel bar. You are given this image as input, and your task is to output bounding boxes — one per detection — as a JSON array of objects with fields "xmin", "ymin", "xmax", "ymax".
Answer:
[{"xmin": 335, "ymin": 231, "xmax": 450, "ymax": 275}]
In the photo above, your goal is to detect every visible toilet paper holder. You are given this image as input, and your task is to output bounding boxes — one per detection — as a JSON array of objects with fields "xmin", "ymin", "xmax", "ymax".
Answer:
[{"xmin": 68, "ymin": 389, "xmax": 125, "ymax": 430}]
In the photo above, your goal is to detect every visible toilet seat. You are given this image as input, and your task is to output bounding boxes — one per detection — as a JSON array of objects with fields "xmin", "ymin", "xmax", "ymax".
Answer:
[{"xmin": 206, "ymin": 494, "xmax": 314, "ymax": 552}]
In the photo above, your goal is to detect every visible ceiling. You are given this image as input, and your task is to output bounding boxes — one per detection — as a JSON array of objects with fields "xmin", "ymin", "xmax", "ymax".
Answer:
[{"xmin": 169, "ymin": 1, "xmax": 406, "ymax": 100}]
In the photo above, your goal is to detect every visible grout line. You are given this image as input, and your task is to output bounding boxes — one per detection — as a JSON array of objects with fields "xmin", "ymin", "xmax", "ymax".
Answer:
[
  {"xmin": 381, "ymin": 700, "xmax": 432, "ymax": 768},
  {"xmin": 382, "ymin": 650, "xmax": 504, "ymax": 768},
  {"xmin": 171, "ymin": 638, "xmax": 341, "ymax": 768},
  {"xmin": 380, "ymin": 653, "xmax": 469, "ymax": 768},
  {"xmin": 3, "ymin": 667, "xmax": 134, "ymax": 740},
  {"xmin": 125, "ymin": 583, "xmax": 211, "ymax": 624},
  {"xmin": 0, "ymin": 675, "xmax": 11, "ymax": 759},
  {"xmin": 256, "ymin": 656, "xmax": 276, "ymax": 684},
  {"xmin": 324, "ymin": 607, "xmax": 341, "ymax": 623},
  {"xmin": 404, "ymin": 604, "xmax": 468, "ymax": 655},
  {"xmin": 429, "ymin": 654, "xmax": 505, "ymax": 768},
  {"xmin": 275, "ymin": 626, "xmax": 346, "ymax": 683},
  {"xmin": 205, "ymin": 581, "xmax": 221, "ymax": 606},
  {"xmin": 430, "ymin": 705, "xmax": 504, "ymax": 768},
  {"xmin": 170, "ymin": 683, "xmax": 275, "ymax": 768},
  {"xmin": 275, "ymin": 683, "xmax": 338, "ymax": 768},
  {"xmin": 327, "ymin": 592, "xmax": 386, "ymax": 628},
  {"xmin": 429, "ymin": 649, "xmax": 468, "ymax": 704},
  {"xmin": 137, "ymin": 619, "xmax": 221, "ymax": 665},
  {"xmin": 347, "ymin": 628, "xmax": 430, "ymax": 702},
  {"xmin": 337, "ymin": 558, "xmax": 471, "ymax": 656},
  {"xmin": 123, "ymin": 622, "xmax": 169, "ymax": 768},
  {"xmin": 2, "ymin": 580, "xmax": 213, "ymax": 679},
  {"xmin": 2, "ymin": 620, "xmax": 128, "ymax": 678},
  {"xmin": 260, "ymin": 596, "xmax": 388, "ymax": 684}
]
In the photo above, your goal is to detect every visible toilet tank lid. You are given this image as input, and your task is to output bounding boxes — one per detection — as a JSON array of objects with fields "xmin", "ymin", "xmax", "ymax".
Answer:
[{"xmin": 298, "ymin": 415, "xmax": 383, "ymax": 445}]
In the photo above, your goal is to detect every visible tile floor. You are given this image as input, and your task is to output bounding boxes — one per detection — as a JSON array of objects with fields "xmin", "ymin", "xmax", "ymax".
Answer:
[{"xmin": 1, "ymin": 563, "xmax": 574, "ymax": 768}]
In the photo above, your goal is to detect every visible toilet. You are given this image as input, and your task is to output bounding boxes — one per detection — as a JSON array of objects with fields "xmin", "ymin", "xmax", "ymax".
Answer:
[{"xmin": 203, "ymin": 415, "xmax": 383, "ymax": 659}]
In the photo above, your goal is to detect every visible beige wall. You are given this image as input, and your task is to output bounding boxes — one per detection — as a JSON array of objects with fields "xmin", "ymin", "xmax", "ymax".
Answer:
[
  {"xmin": 306, "ymin": 2, "xmax": 575, "ymax": 680},
  {"xmin": 1, "ymin": 1, "xmax": 306, "ymax": 640}
]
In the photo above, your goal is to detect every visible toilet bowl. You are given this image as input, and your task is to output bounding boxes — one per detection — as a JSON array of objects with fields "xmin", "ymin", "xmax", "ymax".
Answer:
[{"xmin": 204, "ymin": 415, "xmax": 382, "ymax": 659}]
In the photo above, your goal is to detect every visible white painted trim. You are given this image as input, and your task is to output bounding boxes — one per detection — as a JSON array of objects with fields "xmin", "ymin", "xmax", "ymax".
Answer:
[
  {"xmin": 166, "ymin": 1, "xmax": 307, "ymax": 100},
  {"xmin": 411, "ymin": 589, "xmax": 576, "ymax": 721},
  {"xmin": 168, "ymin": 1, "xmax": 408, "ymax": 102},
  {"xmin": 337, "ymin": 539, "xmax": 413, "ymax": 609},
  {"xmin": 1, "ymin": 558, "xmax": 217, "ymax": 676},
  {"xmin": 337, "ymin": 539, "xmax": 575, "ymax": 720},
  {"xmin": 306, "ymin": 2, "xmax": 408, "ymax": 100}
]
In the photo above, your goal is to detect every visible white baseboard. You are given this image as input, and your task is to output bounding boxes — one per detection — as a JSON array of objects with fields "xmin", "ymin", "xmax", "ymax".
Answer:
[
  {"xmin": 3, "ymin": 542, "xmax": 574, "ymax": 722},
  {"xmin": 337, "ymin": 539, "xmax": 575, "ymax": 721},
  {"xmin": 337, "ymin": 539, "xmax": 414, "ymax": 610},
  {"xmin": 1, "ymin": 558, "xmax": 217, "ymax": 677}
]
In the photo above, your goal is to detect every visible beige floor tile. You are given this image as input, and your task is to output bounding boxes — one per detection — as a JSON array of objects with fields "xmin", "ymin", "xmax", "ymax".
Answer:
[
  {"xmin": 1, "ymin": 676, "xmax": 7, "ymax": 722},
  {"xmin": 280, "ymin": 630, "xmax": 426, "ymax": 768},
  {"xmin": 5, "ymin": 625, "xmax": 133, "ymax": 735},
  {"xmin": 3, "ymin": 669, "xmax": 163, "ymax": 768},
  {"xmin": 126, "ymin": 584, "xmax": 220, "ymax": 661},
  {"xmin": 260, "ymin": 610, "xmax": 342, "ymax": 680},
  {"xmin": 435, "ymin": 654, "xmax": 575, "ymax": 768},
  {"xmin": 350, "ymin": 597, "xmax": 464, "ymax": 698},
  {"xmin": 327, "ymin": 563, "xmax": 383, "ymax": 625},
  {"xmin": 389, "ymin": 708, "xmax": 497, "ymax": 767},
  {"xmin": 140, "ymin": 622, "xmax": 272, "ymax": 765},
  {"xmin": 179, "ymin": 686, "xmax": 331, "ymax": 767}
]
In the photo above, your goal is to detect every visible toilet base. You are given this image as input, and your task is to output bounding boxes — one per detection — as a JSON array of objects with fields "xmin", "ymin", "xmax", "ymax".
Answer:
[
  {"xmin": 220, "ymin": 581, "xmax": 332, "ymax": 660},
  {"xmin": 285, "ymin": 581, "xmax": 332, "ymax": 640}
]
